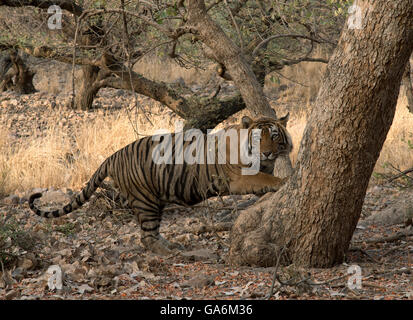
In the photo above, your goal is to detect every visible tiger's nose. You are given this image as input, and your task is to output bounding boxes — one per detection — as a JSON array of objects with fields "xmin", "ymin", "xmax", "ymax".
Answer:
[{"xmin": 262, "ymin": 151, "xmax": 272, "ymax": 157}]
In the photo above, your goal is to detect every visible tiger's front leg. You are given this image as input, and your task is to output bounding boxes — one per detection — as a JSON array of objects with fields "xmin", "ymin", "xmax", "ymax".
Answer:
[
  {"xmin": 229, "ymin": 172, "xmax": 287, "ymax": 195},
  {"xmin": 134, "ymin": 206, "xmax": 183, "ymax": 255}
]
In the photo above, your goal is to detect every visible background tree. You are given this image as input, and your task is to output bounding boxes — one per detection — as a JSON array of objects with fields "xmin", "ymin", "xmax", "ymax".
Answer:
[
  {"xmin": 0, "ymin": 0, "xmax": 343, "ymax": 121},
  {"xmin": 0, "ymin": 0, "xmax": 346, "ymax": 180}
]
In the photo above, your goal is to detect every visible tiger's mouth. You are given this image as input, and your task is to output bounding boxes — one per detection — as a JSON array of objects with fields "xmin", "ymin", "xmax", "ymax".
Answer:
[
  {"xmin": 259, "ymin": 149, "xmax": 290, "ymax": 161},
  {"xmin": 260, "ymin": 145, "xmax": 291, "ymax": 160},
  {"xmin": 260, "ymin": 152, "xmax": 276, "ymax": 160}
]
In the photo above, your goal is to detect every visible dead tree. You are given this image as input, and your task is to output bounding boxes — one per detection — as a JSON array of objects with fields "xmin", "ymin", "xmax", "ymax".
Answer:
[{"xmin": 0, "ymin": 50, "xmax": 36, "ymax": 94}]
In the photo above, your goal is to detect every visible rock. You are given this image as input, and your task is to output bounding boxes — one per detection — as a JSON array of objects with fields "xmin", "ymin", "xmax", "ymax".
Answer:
[
  {"xmin": 39, "ymin": 190, "xmax": 70, "ymax": 204},
  {"xmin": 404, "ymin": 206, "xmax": 413, "ymax": 226},
  {"xmin": 358, "ymin": 203, "xmax": 413, "ymax": 227},
  {"xmin": 5, "ymin": 290, "xmax": 19, "ymax": 300},
  {"xmin": 30, "ymin": 188, "xmax": 48, "ymax": 195}
]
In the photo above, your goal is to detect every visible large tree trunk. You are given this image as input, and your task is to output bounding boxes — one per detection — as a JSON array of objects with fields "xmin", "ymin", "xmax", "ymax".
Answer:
[
  {"xmin": 73, "ymin": 65, "xmax": 101, "ymax": 110},
  {"xmin": 229, "ymin": 0, "xmax": 413, "ymax": 267}
]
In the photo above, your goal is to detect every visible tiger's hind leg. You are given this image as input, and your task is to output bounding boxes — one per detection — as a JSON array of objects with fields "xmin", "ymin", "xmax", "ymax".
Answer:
[{"xmin": 131, "ymin": 203, "xmax": 182, "ymax": 255}]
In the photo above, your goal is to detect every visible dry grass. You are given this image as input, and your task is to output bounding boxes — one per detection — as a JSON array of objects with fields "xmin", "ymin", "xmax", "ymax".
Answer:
[
  {"xmin": 276, "ymin": 56, "xmax": 413, "ymax": 174},
  {"xmin": 286, "ymin": 114, "xmax": 307, "ymax": 166},
  {"xmin": 0, "ymin": 57, "xmax": 412, "ymax": 196},
  {"xmin": 0, "ymin": 126, "xmax": 10, "ymax": 196},
  {"xmin": 0, "ymin": 108, "xmax": 182, "ymax": 195},
  {"xmin": 285, "ymin": 95, "xmax": 413, "ymax": 172},
  {"xmin": 374, "ymin": 94, "xmax": 413, "ymax": 174},
  {"xmin": 134, "ymin": 55, "xmax": 215, "ymax": 86},
  {"xmin": 0, "ymin": 112, "xmax": 135, "ymax": 195},
  {"xmin": 2, "ymin": 99, "xmax": 409, "ymax": 196},
  {"xmin": 277, "ymin": 62, "xmax": 326, "ymax": 109}
]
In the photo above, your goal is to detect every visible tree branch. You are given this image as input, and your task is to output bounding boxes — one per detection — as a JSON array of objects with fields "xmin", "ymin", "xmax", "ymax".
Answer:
[
  {"xmin": 224, "ymin": 0, "xmax": 244, "ymax": 53},
  {"xmin": 187, "ymin": 0, "xmax": 275, "ymax": 118},
  {"xmin": 252, "ymin": 34, "xmax": 324, "ymax": 57},
  {"xmin": 18, "ymin": 44, "xmax": 100, "ymax": 66},
  {"xmin": 0, "ymin": 0, "xmax": 83, "ymax": 16}
]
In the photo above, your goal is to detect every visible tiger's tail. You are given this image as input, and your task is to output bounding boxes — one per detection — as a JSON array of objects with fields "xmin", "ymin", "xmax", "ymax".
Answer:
[{"xmin": 29, "ymin": 158, "xmax": 110, "ymax": 218}]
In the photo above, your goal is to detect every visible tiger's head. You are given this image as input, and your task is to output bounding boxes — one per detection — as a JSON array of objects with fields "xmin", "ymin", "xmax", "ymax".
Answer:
[{"xmin": 241, "ymin": 114, "xmax": 293, "ymax": 174}]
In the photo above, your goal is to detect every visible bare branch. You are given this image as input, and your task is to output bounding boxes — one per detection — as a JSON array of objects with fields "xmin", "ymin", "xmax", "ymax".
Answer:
[
  {"xmin": 20, "ymin": 44, "xmax": 99, "ymax": 66},
  {"xmin": 252, "ymin": 34, "xmax": 324, "ymax": 57},
  {"xmin": 280, "ymin": 56, "xmax": 329, "ymax": 66},
  {"xmin": 224, "ymin": 0, "xmax": 244, "ymax": 53},
  {"xmin": 187, "ymin": 0, "xmax": 275, "ymax": 118}
]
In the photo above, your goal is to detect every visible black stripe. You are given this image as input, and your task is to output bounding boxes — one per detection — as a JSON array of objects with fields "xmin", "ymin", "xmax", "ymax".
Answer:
[
  {"xmin": 157, "ymin": 164, "xmax": 163, "ymax": 196},
  {"xmin": 146, "ymin": 137, "xmax": 156, "ymax": 162},
  {"xmin": 144, "ymin": 139, "xmax": 157, "ymax": 194},
  {"xmin": 132, "ymin": 205, "xmax": 158, "ymax": 213},
  {"xmin": 189, "ymin": 179, "xmax": 202, "ymax": 203},
  {"xmin": 133, "ymin": 192, "xmax": 158, "ymax": 211},
  {"xmin": 141, "ymin": 217, "xmax": 160, "ymax": 223},
  {"xmin": 165, "ymin": 165, "xmax": 175, "ymax": 198},
  {"xmin": 75, "ymin": 195, "xmax": 83, "ymax": 207},
  {"xmin": 176, "ymin": 161, "xmax": 187, "ymax": 198},
  {"xmin": 81, "ymin": 188, "xmax": 89, "ymax": 201},
  {"xmin": 141, "ymin": 225, "xmax": 159, "ymax": 232},
  {"xmin": 211, "ymin": 163, "xmax": 221, "ymax": 194},
  {"xmin": 135, "ymin": 140, "xmax": 156, "ymax": 195},
  {"xmin": 63, "ymin": 204, "xmax": 72, "ymax": 213}
]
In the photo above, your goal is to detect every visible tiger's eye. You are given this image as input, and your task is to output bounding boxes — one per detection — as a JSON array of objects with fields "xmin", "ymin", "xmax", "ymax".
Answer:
[{"xmin": 271, "ymin": 133, "xmax": 279, "ymax": 140}]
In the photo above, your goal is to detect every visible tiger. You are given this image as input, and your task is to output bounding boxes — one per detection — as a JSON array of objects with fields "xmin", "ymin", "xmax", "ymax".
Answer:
[{"xmin": 29, "ymin": 114, "xmax": 292, "ymax": 255}]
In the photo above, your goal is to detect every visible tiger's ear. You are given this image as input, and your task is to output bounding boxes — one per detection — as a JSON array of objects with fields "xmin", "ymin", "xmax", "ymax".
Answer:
[
  {"xmin": 278, "ymin": 112, "xmax": 289, "ymax": 127},
  {"xmin": 241, "ymin": 116, "xmax": 253, "ymax": 129}
]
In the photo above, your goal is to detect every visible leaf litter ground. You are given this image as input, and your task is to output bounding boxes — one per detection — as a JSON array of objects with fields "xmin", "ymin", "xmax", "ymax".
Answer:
[{"xmin": 0, "ymin": 91, "xmax": 412, "ymax": 300}]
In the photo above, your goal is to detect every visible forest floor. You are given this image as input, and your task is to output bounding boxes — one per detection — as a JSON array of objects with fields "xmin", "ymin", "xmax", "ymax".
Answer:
[{"xmin": 0, "ymin": 91, "xmax": 412, "ymax": 300}]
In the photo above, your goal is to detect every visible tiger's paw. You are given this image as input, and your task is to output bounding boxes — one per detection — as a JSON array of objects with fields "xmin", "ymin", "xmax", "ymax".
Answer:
[
  {"xmin": 260, "ymin": 177, "xmax": 289, "ymax": 194},
  {"xmin": 142, "ymin": 234, "xmax": 183, "ymax": 255}
]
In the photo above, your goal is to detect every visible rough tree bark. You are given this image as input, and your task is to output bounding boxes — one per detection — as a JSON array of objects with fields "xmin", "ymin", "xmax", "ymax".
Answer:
[
  {"xmin": 72, "ymin": 65, "xmax": 101, "ymax": 110},
  {"xmin": 402, "ymin": 57, "xmax": 413, "ymax": 114},
  {"xmin": 0, "ymin": 51, "xmax": 36, "ymax": 94},
  {"xmin": 229, "ymin": 0, "xmax": 413, "ymax": 267}
]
